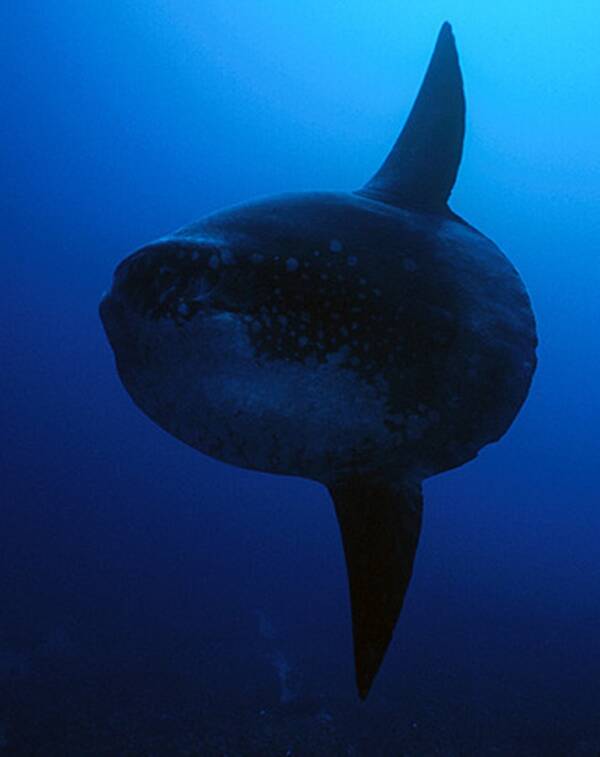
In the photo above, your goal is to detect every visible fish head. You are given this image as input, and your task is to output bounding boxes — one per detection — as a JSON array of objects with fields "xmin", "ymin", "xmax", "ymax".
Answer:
[{"xmin": 99, "ymin": 208, "xmax": 396, "ymax": 481}]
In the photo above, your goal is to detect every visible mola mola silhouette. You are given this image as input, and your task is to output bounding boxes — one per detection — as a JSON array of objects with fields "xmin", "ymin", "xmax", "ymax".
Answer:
[{"xmin": 100, "ymin": 23, "xmax": 537, "ymax": 699}]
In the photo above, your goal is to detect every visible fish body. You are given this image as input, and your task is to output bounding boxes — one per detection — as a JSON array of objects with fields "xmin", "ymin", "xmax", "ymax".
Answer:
[{"xmin": 100, "ymin": 23, "xmax": 537, "ymax": 698}]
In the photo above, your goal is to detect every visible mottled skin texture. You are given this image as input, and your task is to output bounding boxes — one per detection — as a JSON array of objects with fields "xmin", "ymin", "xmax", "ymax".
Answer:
[
  {"xmin": 100, "ymin": 24, "xmax": 538, "ymax": 699},
  {"xmin": 104, "ymin": 192, "xmax": 535, "ymax": 485}
]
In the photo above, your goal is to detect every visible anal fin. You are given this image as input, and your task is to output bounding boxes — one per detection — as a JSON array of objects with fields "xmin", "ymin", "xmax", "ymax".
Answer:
[{"xmin": 328, "ymin": 476, "xmax": 423, "ymax": 700}]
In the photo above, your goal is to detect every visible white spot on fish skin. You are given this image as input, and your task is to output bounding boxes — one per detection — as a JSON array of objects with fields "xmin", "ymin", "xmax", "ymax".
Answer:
[
  {"xmin": 347, "ymin": 256, "xmax": 358, "ymax": 266},
  {"xmin": 286, "ymin": 258, "xmax": 299, "ymax": 272},
  {"xmin": 329, "ymin": 239, "xmax": 343, "ymax": 253},
  {"xmin": 209, "ymin": 254, "xmax": 220, "ymax": 270},
  {"xmin": 403, "ymin": 258, "xmax": 418, "ymax": 272},
  {"xmin": 177, "ymin": 301, "xmax": 190, "ymax": 316},
  {"xmin": 313, "ymin": 250, "xmax": 321, "ymax": 257},
  {"xmin": 298, "ymin": 335, "xmax": 309, "ymax": 347}
]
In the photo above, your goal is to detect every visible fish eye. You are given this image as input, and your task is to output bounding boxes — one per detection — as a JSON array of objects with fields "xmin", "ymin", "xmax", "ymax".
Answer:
[
  {"xmin": 162, "ymin": 265, "xmax": 223, "ymax": 321},
  {"xmin": 119, "ymin": 244, "xmax": 223, "ymax": 320}
]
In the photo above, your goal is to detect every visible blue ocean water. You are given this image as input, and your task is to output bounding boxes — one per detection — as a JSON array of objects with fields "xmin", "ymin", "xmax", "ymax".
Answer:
[{"xmin": 1, "ymin": 1, "xmax": 599, "ymax": 754}]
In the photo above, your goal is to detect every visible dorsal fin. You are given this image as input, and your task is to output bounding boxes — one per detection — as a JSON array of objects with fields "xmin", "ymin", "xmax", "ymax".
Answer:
[
  {"xmin": 357, "ymin": 22, "xmax": 465, "ymax": 213},
  {"xmin": 329, "ymin": 476, "xmax": 423, "ymax": 699}
]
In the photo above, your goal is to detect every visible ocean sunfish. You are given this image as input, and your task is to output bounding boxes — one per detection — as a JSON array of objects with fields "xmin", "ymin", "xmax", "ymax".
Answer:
[{"xmin": 100, "ymin": 23, "xmax": 537, "ymax": 699}]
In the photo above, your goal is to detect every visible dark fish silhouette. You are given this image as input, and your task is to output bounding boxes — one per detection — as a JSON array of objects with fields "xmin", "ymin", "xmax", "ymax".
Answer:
[{"xmin": 100, "ymin": 23, "xmax": 537, "ymax": 699}]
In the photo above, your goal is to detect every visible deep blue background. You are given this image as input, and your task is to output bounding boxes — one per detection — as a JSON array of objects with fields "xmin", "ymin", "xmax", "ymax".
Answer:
[{"xmin": 2, "ymin": 2, "xmax": 599, "ymax": 754}]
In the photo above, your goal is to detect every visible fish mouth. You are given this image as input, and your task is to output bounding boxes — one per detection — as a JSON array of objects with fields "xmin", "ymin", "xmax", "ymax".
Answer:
[
  {"xmin": 99, "ymin": 289, "xmax": 126, "ymax": 349},
  {"xmin": 98, "ymin": 291, "xmax": 141, "ymax": 361}
]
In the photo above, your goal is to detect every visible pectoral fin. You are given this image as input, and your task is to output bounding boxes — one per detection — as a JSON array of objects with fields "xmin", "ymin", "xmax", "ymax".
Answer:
[{"xmin": 328, "ymin": 476, "xmax": 423, "ymax": 700}]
